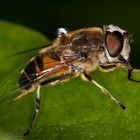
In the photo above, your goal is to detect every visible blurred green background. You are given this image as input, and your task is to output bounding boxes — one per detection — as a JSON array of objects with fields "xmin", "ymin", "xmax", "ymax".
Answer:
[{"xmin": 0, "ymin": 1, "xmax": 140, "ymax": 140}]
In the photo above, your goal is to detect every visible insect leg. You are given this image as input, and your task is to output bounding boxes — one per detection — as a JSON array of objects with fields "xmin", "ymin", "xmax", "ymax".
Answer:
[
  {"xmin": 99, "ymin": 64, "xmax": 116, "ymax": 72},
  {"xmin": 23, "ymin": 85, "xmax": 41, "ymax": 136},
  {"xmin": 82, "ymin": 71, "xmax": 127, "ymax": 111},
  {"xmin": 100, "ymin": 63, "xmax": 140, "ymax": 82},
  {"xmin": 128, "ymin": 67, "xmax": 140, "ymax": 82},
  {"xmin": 23, "ymin": 73, "xmax": 74, "ymax": 136}
]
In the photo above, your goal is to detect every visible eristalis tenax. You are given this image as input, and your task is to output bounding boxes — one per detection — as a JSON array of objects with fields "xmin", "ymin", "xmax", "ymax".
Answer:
[{"xmin": 12, "ymin": 24, "xmax": 140, "ymax": 136}]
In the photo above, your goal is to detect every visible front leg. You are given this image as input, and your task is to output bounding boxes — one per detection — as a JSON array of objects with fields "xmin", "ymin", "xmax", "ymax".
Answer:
[
  {"xmin": 81, "ymin": 71, "xmax": 127, "ymax": 111},
  {"xmin": 99, "ymin": 64, "xmax": 117, "ymax": 72},
  {"xmin": 100, "ymin": 63, "xmax": 140, "ymax": 82},
  {"xmin": 128, "ymin": 67, "xmax": 140, "ymax": 82}
]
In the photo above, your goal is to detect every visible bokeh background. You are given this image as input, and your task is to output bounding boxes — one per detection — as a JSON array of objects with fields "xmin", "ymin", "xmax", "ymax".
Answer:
[
  {"xmin": 0, "ymin": 1, "xmax": 140, "ymax": 67},
  {"xmin": 0, "ymin": 1, "xmax": 140, "ymax": 140}
]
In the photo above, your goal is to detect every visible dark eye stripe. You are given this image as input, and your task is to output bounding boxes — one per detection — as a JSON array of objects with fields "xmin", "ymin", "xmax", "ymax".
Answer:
[{"xmin": 106, "ymin": 31, "xmax": 124, "ymax": 57}]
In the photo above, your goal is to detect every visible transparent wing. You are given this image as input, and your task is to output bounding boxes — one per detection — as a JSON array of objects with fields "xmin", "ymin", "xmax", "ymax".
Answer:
[
  {"xmin": 18, "ymin": 53, "xmax": 82, "ymax": 90},
  {"xmin": 0, "ymin": 52, "xmax": 39, "ymax": 99},
  {"xmin": 8, "ymin": 44, "xmax": 51, "ymax": 57},
  {"xmin": 0, "ymin": 65, "xmax": 24, "ymax": 99},
  {"xmin": 0, "ymin": 50, "xmax": 82, "ymax": 100}
]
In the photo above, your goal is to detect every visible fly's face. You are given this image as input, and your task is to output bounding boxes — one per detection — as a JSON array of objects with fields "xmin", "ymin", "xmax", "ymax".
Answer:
[
  {"xmin": 55, "ymin": 25, "xmax": 132, "ymax": 72},
  {"xmin": 103, "ymin": 24, "xmax": 131, "ymax": 65}
]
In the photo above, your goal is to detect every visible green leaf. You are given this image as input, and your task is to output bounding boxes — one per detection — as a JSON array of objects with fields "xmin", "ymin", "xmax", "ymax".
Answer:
[{"xmin": 0, "ymin": 20, "xmax": 140, "ymax": 140}]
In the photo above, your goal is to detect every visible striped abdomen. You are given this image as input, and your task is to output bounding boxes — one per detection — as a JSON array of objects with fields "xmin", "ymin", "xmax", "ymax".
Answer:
[
  {"xmin": 18, "ymin": 51, "xmax": 68, "ymax": 91},
  {"xmin": 18, "ymin": 55, "xmax": 44, "ymax": 90}
]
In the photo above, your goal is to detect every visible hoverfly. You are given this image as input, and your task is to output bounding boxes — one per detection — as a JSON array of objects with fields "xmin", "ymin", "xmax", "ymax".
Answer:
[{"xmin": 14, "ymin": 24, "xmax": 140, "ymax": 136}]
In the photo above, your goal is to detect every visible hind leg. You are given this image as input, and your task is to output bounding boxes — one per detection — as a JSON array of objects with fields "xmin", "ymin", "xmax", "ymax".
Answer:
[
  {"xmin": 23, "ymin": 73, "xmax": 73, "ymax": 136},
  {"xmin": 23, "ymin": 85, "xmax": 41, "ymax": 136}
]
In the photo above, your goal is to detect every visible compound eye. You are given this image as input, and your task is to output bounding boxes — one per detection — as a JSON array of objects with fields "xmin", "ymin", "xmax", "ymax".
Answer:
[{"xmin": 106, "ymin": 31, "xmax": 124, "ymax": 57}]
